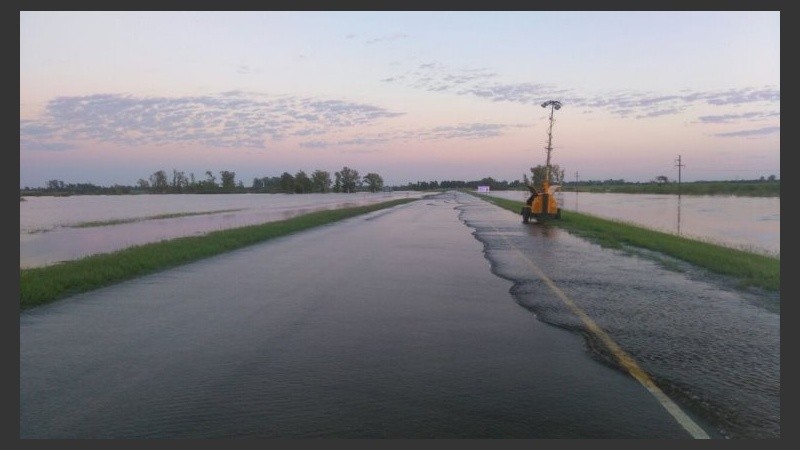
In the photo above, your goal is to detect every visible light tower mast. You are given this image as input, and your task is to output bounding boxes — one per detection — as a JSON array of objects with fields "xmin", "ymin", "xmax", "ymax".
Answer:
[{"xmin": 540, "ymin": 100, "xmax": 562, "ymax": 192}]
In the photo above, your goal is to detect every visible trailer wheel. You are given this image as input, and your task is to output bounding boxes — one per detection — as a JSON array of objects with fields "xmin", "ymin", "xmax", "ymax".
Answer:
[{"xmin": 521, "ymin": 207, "xmax": 531, "ymax": 223}]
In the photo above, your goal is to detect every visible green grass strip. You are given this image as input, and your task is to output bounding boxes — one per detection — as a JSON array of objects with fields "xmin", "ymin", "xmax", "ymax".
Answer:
[
  {"xmin": 20, "ymin": 198, "xmax": 416, "ymax": 310},
  {"xmin": 471, "ymin": 192, "xmax": 779, "ymax": 292}
]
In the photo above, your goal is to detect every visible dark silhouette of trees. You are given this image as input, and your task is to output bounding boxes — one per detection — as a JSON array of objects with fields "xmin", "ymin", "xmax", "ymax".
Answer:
[
  {"xmin": 21, "ymin": 170, "xmax": 780, "ymax": 197},
  {"xmin": 220, "ymin": 170, "xmax": 236, "ymax": 191},
  {"xmin": 252, "ymin": 177, "xmax": 264, "ymax": 191},
  {"xmin": 530, "ymin": 164, "xmax": 565, "ymax": 187},
  {"xmin": 333, "ymin": 171, "xmax": 342, "ymax": 193},
  {"xmin": 336, "ymin": 166, "xmax": 360, "ymax": 193},
  {"xmin": 195, "ymin": 171, "xmax": 217, "ymax": 191},
  {"xmin": 294, "ymin": 170, "xmax": 312, "ymax": 193},
  {"xmin": 311, "ymin": 170, "xmax": 332, "ymax": 193},
  {"xmin": 363, "ymin": 173, "xmax": 384, "ymax": 192},
  {"xmin": 280, "ymin": 172, "xmax": 295, "ymax": 193},
  {"xmin": 47, "ymin": 179, "xmax": 65, "ymax": 190},
  {"xmin": 149, "ymin": 170, "xmax": 169, "ymax": 193},
  {"xmin": 171, "ymin": 169, "xmax": 189, "ymax": 192}
]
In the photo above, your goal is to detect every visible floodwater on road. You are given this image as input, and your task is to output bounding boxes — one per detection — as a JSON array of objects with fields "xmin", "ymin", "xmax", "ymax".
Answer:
[
  {"xmin": 485, "ymin": 190, "xmax": 780, "ymax": 257},
  {"xmin": 458, "ymin": 193, "xmax": 779, "ymax": 439},
  {"xmin": 20, "ymin": 192, "xmax": 710, "ymax": 438},
  {"xmin": 19, "ymin": 191, "xmax": 778, "ymax": 438},
  {"xmin": 19, "ymin": 191, "xmax": 426, "ymax": 268}
]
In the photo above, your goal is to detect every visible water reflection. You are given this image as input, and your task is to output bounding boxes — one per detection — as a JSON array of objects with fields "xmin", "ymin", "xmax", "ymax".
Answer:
[
  {"xmin": 490, "ymin": 191, "xmax": 778, "ymax": 256},
  {"xmin": 572, "ymin": 190, "xmax": 684, "ymax": 235},
  {"xmin": 20, "ymin": 192, "xmax": 427, "ymax": 268}
]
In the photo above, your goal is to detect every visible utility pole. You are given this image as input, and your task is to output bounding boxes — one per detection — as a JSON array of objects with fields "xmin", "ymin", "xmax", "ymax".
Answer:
[
  {"xmin": 575, "ymin": 171, "xmax": 579, "ymax": 192},
  {"xmin": 675, "ymin": 155, "xmax": 684, "ymax": 196}
]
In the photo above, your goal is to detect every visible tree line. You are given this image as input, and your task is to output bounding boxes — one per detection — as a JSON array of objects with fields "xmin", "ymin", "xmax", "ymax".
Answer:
[
  {"xmin": 22, "ymin": 166, "xmax": 386, "ymax": 196},
  {"xmin": 20, "ymin": 162, "xmax": 780, "ymax": 196},
  {"xmin": 252, "ymin": 167, "xmax": 384, "ymax": 194}
]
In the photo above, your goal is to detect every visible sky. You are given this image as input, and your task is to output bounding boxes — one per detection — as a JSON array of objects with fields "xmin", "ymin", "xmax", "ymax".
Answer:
[{"xmin": 19, "ymin": 11, "xmax": 780, "ymax": 188}]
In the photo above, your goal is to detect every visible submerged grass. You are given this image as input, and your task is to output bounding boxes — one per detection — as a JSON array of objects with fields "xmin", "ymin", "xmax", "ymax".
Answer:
[
  {"xmin": 26, "ymin": 208, "xmax": 248, "ymax": 234},
  {"xmin": 20, "ymin": 198, "xmax": 417, "ymax": 310},
  {"xmin": 473, "ymin": 193, "xmax": 779, "ymax": 293},
  {"xmin": 68, "ymin": 208, "xmax": 247, "ymax": 228}
]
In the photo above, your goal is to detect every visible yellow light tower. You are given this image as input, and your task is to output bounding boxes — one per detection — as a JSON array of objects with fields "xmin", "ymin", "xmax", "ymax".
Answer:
[{"xmin": 522, "ymin": 100, "xmax": 562, "ymax": 223}]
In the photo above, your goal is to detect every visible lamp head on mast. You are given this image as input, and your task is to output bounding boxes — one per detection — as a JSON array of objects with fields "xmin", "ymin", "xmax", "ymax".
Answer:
[{"xmin": 541, "ymin": 100, "xmax": 562, "ymax": 110}]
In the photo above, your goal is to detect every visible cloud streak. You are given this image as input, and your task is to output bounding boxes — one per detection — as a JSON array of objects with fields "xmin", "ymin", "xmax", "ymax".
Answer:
[
  {"xmin": 20, "ymin": 91, "xmax": 523, "ymax": 153},
  {"xmin": 20, "ymin": 92, "xmax": 405, "ymax": 151},
  {"xmin": 696, "ymin": 111, "xmax": 780, "ymax": 124},
  {"xmin": 714, "ymin": 126, "xmax": 780, "ymax": 138},
  {"xmin": 298, "ymin": 122, "xmax": 517, "ymax": 149},
  {"xmin": 381, "ymin": 63, "xmax": 780, "ymax": 122}
]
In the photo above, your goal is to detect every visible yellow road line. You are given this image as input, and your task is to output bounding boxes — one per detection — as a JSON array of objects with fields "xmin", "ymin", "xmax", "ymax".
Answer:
[{"xmin": 492, "ymin": 224, "xmax": 711, "ymax": 439}]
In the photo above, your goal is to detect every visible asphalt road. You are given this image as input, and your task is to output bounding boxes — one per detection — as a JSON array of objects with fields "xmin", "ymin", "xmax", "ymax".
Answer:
[{"xmin": 20, "ymin": 191, "xmax": 735, "ymax": 438}]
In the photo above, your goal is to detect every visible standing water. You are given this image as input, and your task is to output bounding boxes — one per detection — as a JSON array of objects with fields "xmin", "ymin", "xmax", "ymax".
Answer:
[
  {"xmin": 485, "ymin": 190, "xmax": 779, "ymax": 257},
  {"xmin": 20, "ymin": 192, "xmax": 427, "ymax": 268}
]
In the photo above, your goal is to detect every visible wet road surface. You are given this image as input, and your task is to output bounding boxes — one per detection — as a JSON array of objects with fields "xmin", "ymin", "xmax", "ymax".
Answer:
[
  {"xmin": 460, "ymin": 192, "xmax": 779, "ymax": 439},
  {"xmin": 20, "ymin": 191, "xmax": 774, "ymax": 438}
]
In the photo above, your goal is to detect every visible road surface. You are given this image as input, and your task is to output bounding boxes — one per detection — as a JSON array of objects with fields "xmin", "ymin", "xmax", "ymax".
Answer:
[{"xmin": 21, "ymin": 191, "xmax": 762, "ymax": 438}]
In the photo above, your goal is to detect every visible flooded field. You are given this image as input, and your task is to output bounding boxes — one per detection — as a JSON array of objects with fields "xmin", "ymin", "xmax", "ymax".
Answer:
[
  {"xmin": 485, "ymin": 190, "xmax": 780, "ymax": 257},
  {"xmin": 19, "ymin": 190, "xmax": 779, "ymax": 268},
  {"xmin": 20, "ymin": 192, "xmax": 426, "ymax": 268}
]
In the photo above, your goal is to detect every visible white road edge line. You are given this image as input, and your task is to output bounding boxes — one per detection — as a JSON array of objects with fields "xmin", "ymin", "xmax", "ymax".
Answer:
[{"xmin": 485, "ymin": 215, "xmax": 711, "ymax": 439}]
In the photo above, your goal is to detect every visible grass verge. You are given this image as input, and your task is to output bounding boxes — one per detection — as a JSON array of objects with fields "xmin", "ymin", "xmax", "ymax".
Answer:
[
  {"xmin": 20, "ymin": 198, "xmax": 417, "ymax": 311},
  {"xmin": 472, "ymin": 192, "xmax": 779, "ymax": 293}
]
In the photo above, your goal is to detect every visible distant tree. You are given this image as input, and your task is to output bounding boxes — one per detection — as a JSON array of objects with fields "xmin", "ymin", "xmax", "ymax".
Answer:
[
  {"xmin": 171, "ymin": 169, "xmax": 188, "ymax": 192},
  {"xmin": 333, "ymin": 171, "xmax": 342, "ymax": 193},
  {"xmin": 294, "ymin": 170, "xmax": 312, "ymax": 193},
  {"xmin": 363, "ymin": 172, "xmax": 384, "ymax": 192},
  {"xmin": 136, "ymin": 178, "xmax": 150, "ymax": 190},
  {"xmin": 522, "ymin": 173, "xmax": 530, "ymax": 186},
  {"xmin": 311, "ymin": 169, "xmax": 332, "ymax": 193},
  {"xmin": 149, "ymin": 170, "xmax": 169, "ymax": 193},
  {"xmin": 336, "ymin": 166, "xmax": 360, "ymax": 193},
  {"xmin": 655, "ymin": 175, "xmax": 669, "ymax": 184},
  {"xmin": 46, "ymin": 179, "xmax": 65, "ymax": 191},
  {"xmin": 262, "ymin": 176, "xmax": 282, "ymax": 192},
  {"xmin": 279, "ymin": 172, "xmax": 295, "ymax": 193},
  {"xmin": 203, "ymin": 170, "xmax": 218, "ymax": 190},
  {"xmin": 220, "ymin": 170, "xmax": 236, "ymax": 191},
  {"xmin": 440, "ymin": 180, "xmax": 466, "ymax": 189},
  {"xmin": 530, "ymin": 164, "xmax": 565, "ymax": 188},
  {"xmin": 768, "ymin": 175, "xmax": 776, "ymax": 181},
  {"xmin": 252, "ymin": 177, "xmax": 264, "ymax": 191}
]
